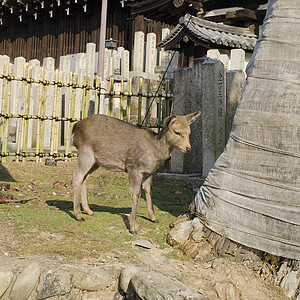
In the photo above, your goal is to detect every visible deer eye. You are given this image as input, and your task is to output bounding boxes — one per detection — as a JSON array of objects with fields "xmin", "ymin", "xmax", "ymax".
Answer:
[{"xmin": 174, "ymin": 130, "xmax": 181, "ymax": 136}]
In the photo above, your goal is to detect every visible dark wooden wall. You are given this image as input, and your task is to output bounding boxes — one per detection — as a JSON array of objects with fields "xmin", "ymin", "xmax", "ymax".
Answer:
[{"xmin": 0, "ymin": 0, "xmax": 172, "ymax": 67}]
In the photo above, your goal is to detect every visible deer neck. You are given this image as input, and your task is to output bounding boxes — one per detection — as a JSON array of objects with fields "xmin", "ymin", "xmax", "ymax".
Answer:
[{"xmin": 156, "ymin": 129, "xmax": 174, "ymax": 161}]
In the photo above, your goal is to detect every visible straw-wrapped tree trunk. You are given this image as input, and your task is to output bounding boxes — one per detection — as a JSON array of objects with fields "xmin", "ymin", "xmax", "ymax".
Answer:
[{"xmin": 195, "ymin": 0, "xmax": 300, "ymax": 260}]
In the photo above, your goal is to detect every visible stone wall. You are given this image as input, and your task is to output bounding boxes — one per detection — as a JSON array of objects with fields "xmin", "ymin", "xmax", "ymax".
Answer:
[{"xmin": 0, "ymin": 258, "xmax": 202, "ymax": 300}]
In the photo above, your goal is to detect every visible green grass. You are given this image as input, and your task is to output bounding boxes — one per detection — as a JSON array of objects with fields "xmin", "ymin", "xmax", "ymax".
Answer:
[{"xmin": 0, "ymin": 158, "xmax": 196, "ymax": 263}]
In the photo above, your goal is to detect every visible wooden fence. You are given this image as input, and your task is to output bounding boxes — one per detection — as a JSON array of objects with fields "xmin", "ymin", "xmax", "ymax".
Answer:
[{"xmin": 0, "ymin": 64, "xmax": 172, "ymax": 163}]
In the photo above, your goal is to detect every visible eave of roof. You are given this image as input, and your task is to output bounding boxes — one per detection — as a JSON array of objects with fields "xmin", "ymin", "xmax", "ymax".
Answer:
[{"xmin": 158, "ymin": 14, "xmax": 257, "ymax": 51}]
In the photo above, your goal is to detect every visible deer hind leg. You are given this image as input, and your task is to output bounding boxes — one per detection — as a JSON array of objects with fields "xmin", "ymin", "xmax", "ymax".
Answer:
[
  {"xmin": 128, "ymin": 170, "xmax": 143, "ymax": 235},
  {"xmin": 142, "ymin": 175, "xmax": 158, "ymax": 223},
  {"xmin": 73, "ymin": 147, "xmax": 97, "ymax": 221}
]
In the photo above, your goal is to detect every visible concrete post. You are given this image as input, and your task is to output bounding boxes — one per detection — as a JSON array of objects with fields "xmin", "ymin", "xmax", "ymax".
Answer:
[
  {"xmin": 225, "ymin": 70, "xmax": 245, "ymax": 142},
  {"xmin": 170, "ymin": 67, "xmax": 202, "ymax": 174},
  {"xmin": 133, "ymin": 31, "xmax": 144, "ymax": 72},
  {"xmin": 197, "ymin": 58, "xmax": 225, "ymax": 177}
]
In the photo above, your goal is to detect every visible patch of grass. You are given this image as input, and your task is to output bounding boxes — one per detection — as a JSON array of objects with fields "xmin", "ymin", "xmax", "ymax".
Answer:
[{"xmin": 0, "ymin": 158, "xmax": 196, "ymax": 263}]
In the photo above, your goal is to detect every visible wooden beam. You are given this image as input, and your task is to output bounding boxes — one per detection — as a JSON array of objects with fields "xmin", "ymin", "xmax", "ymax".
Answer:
[{"xmin": 226, "ymin": 8, "xmax": 258, "ymax": 22}]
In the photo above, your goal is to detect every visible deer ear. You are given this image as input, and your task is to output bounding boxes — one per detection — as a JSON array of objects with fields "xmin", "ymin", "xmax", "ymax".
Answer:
[
  {"xmin": 185, "ymin": 111, "xmax": 201, "ymax": 125},
  {"xmin": 163, "ymin": 116, "xmax": 177, "ymax": 128}
]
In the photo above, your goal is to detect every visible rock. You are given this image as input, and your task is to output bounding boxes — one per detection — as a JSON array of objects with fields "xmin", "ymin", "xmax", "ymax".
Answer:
[
  {"xmin": 72, "ymin": 268, "xmax": 113, "ymax": 291},
  {"xmin": 191, "ymin": 218, "xmax": 205, "ymax": 241},
  {"xmin": 81, "ymin": 291, "xmax": 103, "ymax": 299},
  {"xmin": 132, "ymin": 240, "xmax": 152, "ymax": 249},
  {"xmin": 280, "ymin": 271, "xmax": 300, "ymax": 298},
  {"xmin": 10, "ymin": 262, "xmax": 40, "ymax": 300},
  {"xmin": 119, "ymin": 266, "xmax": 140, "ymax": 293},
  {"xmin": 113, "ymin": 290, "xmax": 124, "ymax": 299},
  {"xmin": 276, "ymin": 261, "xmax": 289, "ymax": 285},
  {"xmin": 37, "ymin": 268, "xmax": 72, "ymax": 300},
  {"xmin": 129, "ymin": 270, "xmax": 202, "ymax": 300},
  {"xmin": 0, "ymin": 269, "xmax": 13, "ymax": 298},
  {"xmin": 167, "ymin": 220, "xmax": 193, "ymax": 246},
  {"xmin": 214, "ymin": 282, "xmax": 241, "ymax": 300}
]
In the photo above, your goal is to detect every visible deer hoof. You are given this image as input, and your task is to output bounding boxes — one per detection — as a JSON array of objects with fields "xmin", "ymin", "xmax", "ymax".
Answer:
[
  {"xmin": 152, "ymin": 220, "xmax": 159, "ymax": 223},
  {"xmin": 91, "ymin": 213, "xmax": 96, "ymax": 217},
  {"xmin": 76, "ymin": 217, "xmax": 85, "ymax": 222},
  {"xmin": 130, "ymin": 229, "xmax": 141, "ymax": 235}
]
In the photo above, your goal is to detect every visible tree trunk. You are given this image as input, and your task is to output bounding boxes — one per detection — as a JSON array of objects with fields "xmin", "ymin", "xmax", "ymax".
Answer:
[{"xmin": 195, "ymin": 0, "xmax": 300, "ymax": 260}]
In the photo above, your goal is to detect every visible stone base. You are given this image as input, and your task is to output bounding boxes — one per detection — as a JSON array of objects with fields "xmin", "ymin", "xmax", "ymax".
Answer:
[{"xmin": 166, "ymin": 212, "xmax": 300, "ymax": 299}]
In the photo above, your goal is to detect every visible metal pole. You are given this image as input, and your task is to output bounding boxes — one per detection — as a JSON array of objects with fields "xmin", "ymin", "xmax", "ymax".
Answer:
[{"xmin": 97, "ymin": 0, "xmax": 108, "ymax": 78}]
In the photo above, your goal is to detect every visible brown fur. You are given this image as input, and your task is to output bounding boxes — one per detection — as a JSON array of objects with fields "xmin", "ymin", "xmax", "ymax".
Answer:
[{"xmin": 72, "ymin": 111, "xmax": 201, "ymax": 234}]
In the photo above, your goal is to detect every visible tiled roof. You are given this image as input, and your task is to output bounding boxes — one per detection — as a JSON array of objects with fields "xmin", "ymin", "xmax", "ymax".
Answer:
[{"xmin": 158, "ymin": 14, "xmax": 257, "ymax": 51}]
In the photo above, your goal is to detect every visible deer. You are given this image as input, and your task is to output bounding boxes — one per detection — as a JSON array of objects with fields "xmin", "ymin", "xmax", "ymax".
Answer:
[{"xmin": 72, "ymin": 111, "xmax": 201, "ymax": 235}]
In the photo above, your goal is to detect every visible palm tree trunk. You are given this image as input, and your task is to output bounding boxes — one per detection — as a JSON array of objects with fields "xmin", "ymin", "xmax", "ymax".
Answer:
[{"xmin": 195, "ymin": 0, "xmax": 300, "ymax": 260}]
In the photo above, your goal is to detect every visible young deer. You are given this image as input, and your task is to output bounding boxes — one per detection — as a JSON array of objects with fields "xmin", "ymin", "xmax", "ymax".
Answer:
[{"xmin": 72, "ymin": 111, "xmax": 201, "ymax": 234}]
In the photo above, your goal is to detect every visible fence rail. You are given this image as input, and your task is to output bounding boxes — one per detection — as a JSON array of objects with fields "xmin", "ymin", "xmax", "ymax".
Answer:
[{"xmin": 0, "ymin": 64, "xmax": 172, "ymax": 163}]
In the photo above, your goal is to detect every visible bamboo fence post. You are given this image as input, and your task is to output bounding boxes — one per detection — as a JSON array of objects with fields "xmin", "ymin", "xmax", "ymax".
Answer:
[
  {"xmin": 165, "ymin": 79, "xmax": 170, "ymax": 117},
  {"xmin": 108, "ymin": 77, "xmax": 114, "ymax": 117},
  {"xmin": 145, "ymin": 79, "xmax": 151, "ymax": 126},
  {"xmin": 126, "ymin": 78, "xmax": 131, "ymax": 123},
  {"xmin": 38, "ymin": 70, "xmax": 48, "ymax": 162},
  {"xmin": 50, "ymin": 70, "xmax": 59, "ymax": 159},
  {"xmin": 21, "ymin": 67, "xmax": 33, "ymax": 162},
  {"xmin": 138, "ymin": 77, "xmax": 143, "ymax": 125},
  {"xmin": 95, "ymin": 76, "xmax": 101, "ymax": 114},
  {"xmin": 2, "ymin": 64, "xmax": 12, "ymax": 163},
  {"xmin": 120, "ymin": 78, "xmax": 124, "ymax": 120},
  {"xmin": 65, "ymin": 73, "xmax": 77, "ymax": 161},
  {"xmin": 16, "ymin": 65, "xmax": 27, "ymax": 162},
  {"xmin": 35, "ymin": 68, "xmax": 45, "ymax": 162},
  {"xmin": 83, "ymin": 75, "xmax": 90, "ymax": 119},
  {"xmin": 158, "ymin": 83, "xmax": 162, "ymax": 129},
  {"xmin": 0, "ymin": 64, "xmax": 8, "ymax": 143},
  {"xmin": 55, "ymin": 72, "xmax": 63, "ymax": 155}
]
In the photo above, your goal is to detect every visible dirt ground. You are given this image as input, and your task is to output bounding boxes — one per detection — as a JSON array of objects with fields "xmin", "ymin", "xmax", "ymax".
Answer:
[{"xmin": 0, "ymin": 159, "xmax": 287, "ymax": 299}]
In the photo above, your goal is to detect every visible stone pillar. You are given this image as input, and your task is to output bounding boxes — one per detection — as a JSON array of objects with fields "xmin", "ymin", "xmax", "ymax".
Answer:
[
  {"xmin": 75, "ymin": 53, "xmax": 86, "ymax": 119},
  {"xmin": 207, "ymin": 49, "xmax": 220, "ymax": 60},
  {"xmin": 159, "ymin": 28, "xmax": 170, "ymax": 70},
  {"xmin": 170, "ymin": 67, "xmax": 202, "ymax": 174},
  {"xmin": 145, "ymin": 33, "xmax": 157, "ymax": 74},
  {"xmin": 121, "ymin": 49, "xmax": 130, "ymax": 79},
  {"xmin": 133, "ymin": 31, "xmax": 145, "ymax": 72},
  {"xmin": 229, "ymin": 49, "xmax": 245, "ymax": 72},
  {"xmin": 225, "ymin": 70, "xmax": 245, "ymax": 142},
  {"xmin": 220, "ymin": 54, "xmax": 230, "ymax": 72},
  {"xmin": 86, "ymin": 43, "xmax": 96, "ymax": 116},
  {"xmin": 43, "ymin": 57, "xmax": 55, "ymax": 148},
  {"xmin": 197, "ymin": 58, "xmax": 225, "ymax": 177},
  {"xmin": 0, "ymin": 55, "xmax": 10, "ymax": 111}
]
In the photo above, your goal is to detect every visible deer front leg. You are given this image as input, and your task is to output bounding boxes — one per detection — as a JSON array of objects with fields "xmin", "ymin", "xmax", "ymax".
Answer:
[
  {"xmin": 142, "ymin": 175, "xmax": 158, "ymax": 223},
  {"xmin": 128, "ymin": 171, "xmax": 142, "ymax": 235}
]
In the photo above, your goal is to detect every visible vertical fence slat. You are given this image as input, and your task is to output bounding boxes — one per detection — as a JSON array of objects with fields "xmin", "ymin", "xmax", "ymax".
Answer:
[
  {"xmin": 16, "ymin": 65, "xmax": 27, "ymax": 162},
  {"xmin": 35, "ymin": 68, "xmax": 45, "ymax": 162},
  {"xmin": 50, "ymin": 70, "xmax": 59, "ymax": 158},
  {"xmin": 94, "ymin": 76, "xmax": 101, "ymax": 114},
  {"xmin": 108, "ymin": 78, "xmax": 114, "ymax": 117},
  {"xmin": 126, "ymin": 78, "xmax": 131, "ymax": 123},
  {"xmin": 138, "ymin": 77, "xmax": 143, "ymax": 125},
  {"xmin": 1, "ymin": 64, "xmax": 12, "ymax": 163},
  {"xmin": 145, "ymin": 79, "xmax": 151, "ymax": 126},
  {"xmin": 120, "ymin": 79, "xmax": 124, "ymax": 120},
  {"xmin": 55, "ymin": 72, "xmax": 63, "ymax": 155},
  {"xmin": 22, "ymin": 67, "xmax": 33, "ymax": 162},
  {"xmin": 65, "ymin": 73, "xmax": 77, "ymax": 161}
]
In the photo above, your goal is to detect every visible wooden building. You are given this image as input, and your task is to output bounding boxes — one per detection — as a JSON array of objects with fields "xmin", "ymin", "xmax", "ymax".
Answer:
[
  {"xmin": 0, "ymin": 0, "xmax": 268, "ymax": 67},
  {"xmin": 0, "ymin": 0, "xmax": 172, "ymax": 66}
]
